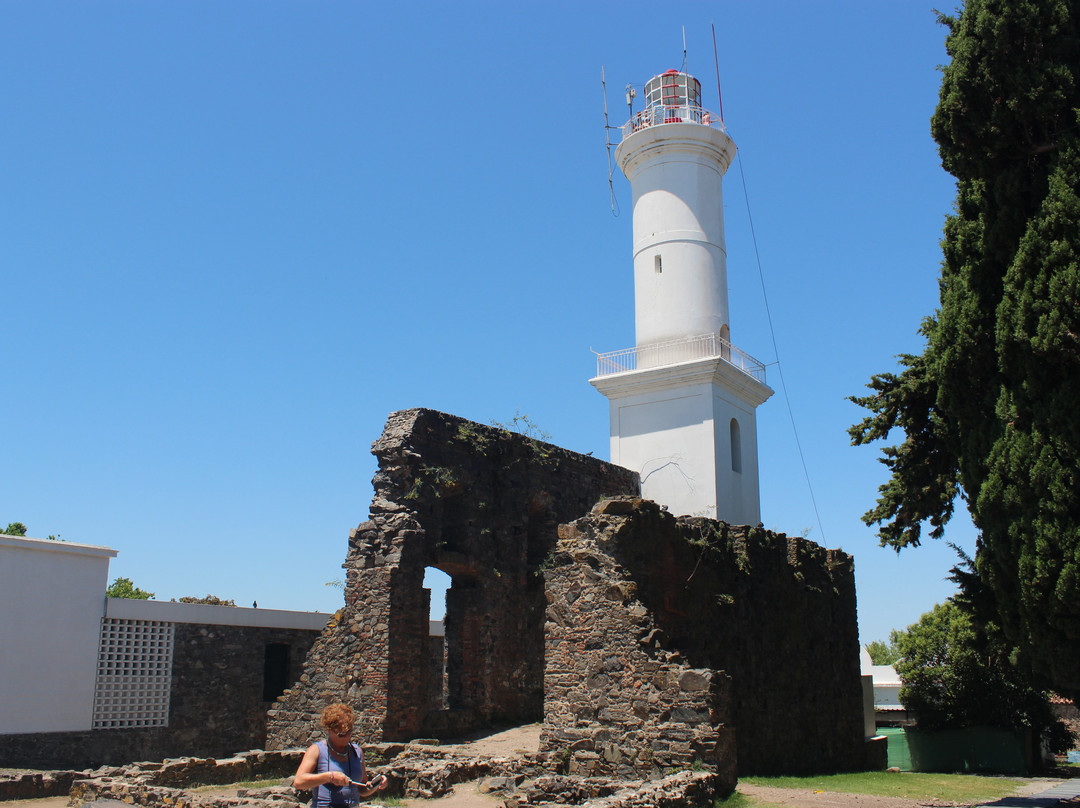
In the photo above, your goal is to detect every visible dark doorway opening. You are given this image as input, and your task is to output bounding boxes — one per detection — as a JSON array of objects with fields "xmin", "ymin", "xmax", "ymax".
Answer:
[{"xmin": 263, "ymin": 643, "xmax": 290, "ymax": 702}]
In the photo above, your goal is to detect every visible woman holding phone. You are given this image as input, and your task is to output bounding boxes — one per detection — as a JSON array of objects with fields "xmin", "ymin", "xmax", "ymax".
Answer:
[{"xmin": 293, "ymin": 703, "xmax": 388, "ymax": 806}]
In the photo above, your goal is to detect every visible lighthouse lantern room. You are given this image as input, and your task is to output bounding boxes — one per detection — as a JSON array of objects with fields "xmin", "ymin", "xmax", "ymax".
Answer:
[{"xmin": 592, "ymin": 68, "xmax": 773, "ymax": 524}]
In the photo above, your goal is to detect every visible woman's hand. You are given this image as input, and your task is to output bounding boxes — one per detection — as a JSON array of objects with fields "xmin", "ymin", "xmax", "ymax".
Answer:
[{"xmin": 357, "ymin": 774, "xmax": 387, "ymax": 796}]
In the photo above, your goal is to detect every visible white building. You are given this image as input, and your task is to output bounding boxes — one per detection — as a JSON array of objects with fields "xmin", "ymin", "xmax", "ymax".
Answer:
[
  {"xmin": 0, "ymin": 531, "xmax": 329, "ymax": 763},
  {"xmin": 592, "ymin": 69, "xmax": 773, "ymax": 523},
  {"xmin": 0, "ymin": 533, "xmax": 117, "ymax": 733},
  {"xmin": 860, "ymin": 646, "xmax": 905, "ymax": 725}
]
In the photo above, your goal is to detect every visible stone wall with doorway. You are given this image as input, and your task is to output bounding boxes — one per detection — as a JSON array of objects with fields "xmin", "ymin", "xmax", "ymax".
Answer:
[
  {"xmin": 265, "ymin": 408, "xmax": 867, "ymax": 778},
  {"xmin": 265, "ymin": 408, "xmax": 639, "ymax": 748}
]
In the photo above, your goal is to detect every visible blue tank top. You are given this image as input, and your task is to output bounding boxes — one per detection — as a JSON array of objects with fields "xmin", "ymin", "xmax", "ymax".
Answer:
[{"xmin": 312, "ymin": 740, "xmax": 365, "ymax": 808}]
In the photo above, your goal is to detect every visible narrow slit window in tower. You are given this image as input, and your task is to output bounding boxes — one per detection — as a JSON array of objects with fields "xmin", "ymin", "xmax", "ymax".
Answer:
[
  {"xmin": 730, "ymin": 418, "xmax": 743, "ymax": 473},
  {"xmin": 654, "ymin": 254, "xmax": 663, "ymax": 274}
]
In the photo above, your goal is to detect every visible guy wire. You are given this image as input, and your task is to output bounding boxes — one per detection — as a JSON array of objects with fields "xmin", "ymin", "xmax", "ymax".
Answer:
[{"xmin": 735, "ymin": 147, "xmax": 826, "ymax": 543}]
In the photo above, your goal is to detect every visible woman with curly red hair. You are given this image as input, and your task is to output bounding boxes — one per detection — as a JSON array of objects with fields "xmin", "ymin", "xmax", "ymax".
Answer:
[{"xmin": 293, "ymin": 703, "xmax": 387, "ymax": 806}]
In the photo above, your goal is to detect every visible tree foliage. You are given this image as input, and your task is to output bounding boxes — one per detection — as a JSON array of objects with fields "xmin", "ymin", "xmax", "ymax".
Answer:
[
  {"xmin": 849, "ymin": 0, "xmax": 1080, "ymax": 695},
  {"xmin": 175, "ymin": 595, "xmax": 236, "ymax": 606},
  {"xmin": 106, "ymin": 577, "xmax": 155, "ymax": 600},
  {"xmin": 865, "ymin": 632, "xmax": 904, "ymax": 666},
  {"xmin": 3, "ymin": 521, "xmax": 62, "ymax": 540},
  {"xmin": 894, "ymin": 599, "xmax": 1072, "ymax": 752}
]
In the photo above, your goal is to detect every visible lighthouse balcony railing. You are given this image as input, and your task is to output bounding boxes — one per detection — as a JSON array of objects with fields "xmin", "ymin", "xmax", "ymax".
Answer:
[
  {"xmin": 594, "ymin": 332, "xmax": 766, "ymax": 383},
  {"xmin": 622, "ymin": 104, "xmax": 722, "ymax": 139}
]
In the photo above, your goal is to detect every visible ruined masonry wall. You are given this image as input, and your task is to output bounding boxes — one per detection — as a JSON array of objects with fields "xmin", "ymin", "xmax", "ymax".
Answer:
[
  {"xmin": 543, "ymin": 498, "xmax": 866, "ymax": 776},
  {"xmin": 266, "ymin": 408, "xmax": 640, "ymax": 749},
  {"xmin": 543, "ymin": 506, "xmax": 737, "ymax": 785},
  {"xmin": 266, "ymin": 408, "xmax": 866, "ymax": 778}
]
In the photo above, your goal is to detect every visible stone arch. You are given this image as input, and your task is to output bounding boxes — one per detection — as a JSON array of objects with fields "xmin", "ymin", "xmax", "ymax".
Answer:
[{"xmin": 265, "ymin": 409, "xmax": 639, "ymax": 745}]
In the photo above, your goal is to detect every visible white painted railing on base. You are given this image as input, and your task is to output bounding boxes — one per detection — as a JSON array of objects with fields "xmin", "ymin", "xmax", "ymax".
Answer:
[{"xmin": 595, "ymin": 333, "xmax": 767, "ymax": 382}]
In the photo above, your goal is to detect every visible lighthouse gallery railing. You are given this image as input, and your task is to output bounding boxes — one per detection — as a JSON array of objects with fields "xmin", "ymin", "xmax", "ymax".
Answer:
[
  {"xmin": 621, "ymin": 104, "xmax": 722, "ymax": 139},
  {"xmin": 594, "ymin": 333, "xmax": 767, "ymax": 383}
]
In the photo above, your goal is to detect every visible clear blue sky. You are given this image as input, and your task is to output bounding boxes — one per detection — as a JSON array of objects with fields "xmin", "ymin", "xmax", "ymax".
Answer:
[{"xmin": 2, "ymin": 1, "xmax": 972, "ymax": 645}]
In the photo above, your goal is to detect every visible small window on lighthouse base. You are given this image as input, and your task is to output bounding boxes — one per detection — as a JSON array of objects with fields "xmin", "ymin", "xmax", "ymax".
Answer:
[
  {"xmin": 730, "ymin": 418, "xmax": 743, "ymax": 473},
  {"xmin": 654, "ymin": 255, "xmax": 663, "ymax": 274}
]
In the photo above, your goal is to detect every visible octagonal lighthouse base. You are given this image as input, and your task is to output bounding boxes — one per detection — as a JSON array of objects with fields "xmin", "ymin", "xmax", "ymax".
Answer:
[{"xmin": 591, "ymin": 353, "xmax": 773, "ymax": 524}]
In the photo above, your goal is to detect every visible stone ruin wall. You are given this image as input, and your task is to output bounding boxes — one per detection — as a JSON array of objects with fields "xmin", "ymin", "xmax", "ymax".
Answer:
[
  {"xmin": 266, "ymin": 408, "xmax": 640, "ymax": 749},
  {"xmin": 544, "ymin": 498, "xmax": 866, "ymax": 777},
  {"xmin": 266, "ymin": 407, "xmax": 868, "ymax": 778},
  {"xmin": 542, "ymin": 499, "xmax": 737, "ymax": 782}
]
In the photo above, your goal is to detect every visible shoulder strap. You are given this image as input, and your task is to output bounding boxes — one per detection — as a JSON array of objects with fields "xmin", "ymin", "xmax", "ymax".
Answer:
[
  {"xmin": 312, "ymin": 741, "xmax": 331, "ymax": 807},
  {"xmin": 350, "ymin": 742, "xmax": 365, "ymax": 782}
]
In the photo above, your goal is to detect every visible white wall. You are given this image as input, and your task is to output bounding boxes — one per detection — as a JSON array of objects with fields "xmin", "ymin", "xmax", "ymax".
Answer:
[
  {"xmin": 105, "ymin": 596, "xmax": 330, "ymax": 629},
  {"xmin": 616, "ymin": 121, "xmax": 736, "ymax": 347},
  {"xmin": 595, "ymin": 357, "xmax": 771, "ymax": 523},
  {"xmin": 615, "ymin": 384, "xmax": 717, "ymax": 518},
  {"xmin": 860, "ymin": 647, "xmax": 903, "ymax": 710},
  {"xmin": 0, "ymin": 534, "xmax": 116, "ymax": 734}
]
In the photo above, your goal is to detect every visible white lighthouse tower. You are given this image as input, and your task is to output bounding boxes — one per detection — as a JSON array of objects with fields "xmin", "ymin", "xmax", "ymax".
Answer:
[{"xmin": 591, "ymin": 69, "xmax": 773, "ymax": 523}]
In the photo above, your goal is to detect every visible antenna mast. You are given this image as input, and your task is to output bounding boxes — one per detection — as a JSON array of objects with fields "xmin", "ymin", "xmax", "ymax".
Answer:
[
  {"xmin": 711, "ymin": 22, "xmax": 725, "ymax": 125},
  {"xmin": 601, "ymin": 65, "xmax": 619, "ymax": 216}
]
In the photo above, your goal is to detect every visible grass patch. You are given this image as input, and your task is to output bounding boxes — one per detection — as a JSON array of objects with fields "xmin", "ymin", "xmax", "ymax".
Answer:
[
  {"xmin": 371, "ymin": 798, "xmax": 405, "ymax": 807},
  {"xmin": 715, "ymin": 790, "xmax": 756, "ymax": 807},
  {"xmin": 740, "ymin": 771, "xmax": 1026, "ymax": 803},
  {"xmin": 191, "ymin": 777, "xmax": 283, "ymax": 793}
]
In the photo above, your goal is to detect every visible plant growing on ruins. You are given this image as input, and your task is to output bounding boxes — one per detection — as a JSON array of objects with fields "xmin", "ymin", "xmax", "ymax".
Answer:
[
  {"xmin": 554, "ymin": 747, "xmax": 571, "ymax": 774},
  {"xmin": 536, "ymin": 548, "xmax": 561, "ymax": 574},
  {"xmin": 403, "ymin": 464, "xmax": 461, "ymax": 501},
  {"xmin": 491, "ymin": 410, "xmax": 557, "ymax": 468},
  {"xmin": 490, "ymin": 410, "xmax": 552, "ymax": 441},
  {"xmin": 455, "ymin": 421, "xmax": 494, "ymax": 453}
]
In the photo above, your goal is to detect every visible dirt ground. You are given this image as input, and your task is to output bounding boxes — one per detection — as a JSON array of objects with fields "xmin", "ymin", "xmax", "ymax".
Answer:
[
  {"xmin": 395, "ymin": 724, "xmax": 540, "ymax": 808},
  {"xmin": 5, "ymin": 726, "xmax": 1068, "ymax": 808},
  {"xmin": 395, "ymin": 725, "xmax": 1067, "ymax": 808}
]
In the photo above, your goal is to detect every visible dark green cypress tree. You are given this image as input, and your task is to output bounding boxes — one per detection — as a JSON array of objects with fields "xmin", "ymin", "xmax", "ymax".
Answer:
[{"xmin": 850, "ymin": 0, "xmax": 1080, "ymax": 695}]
